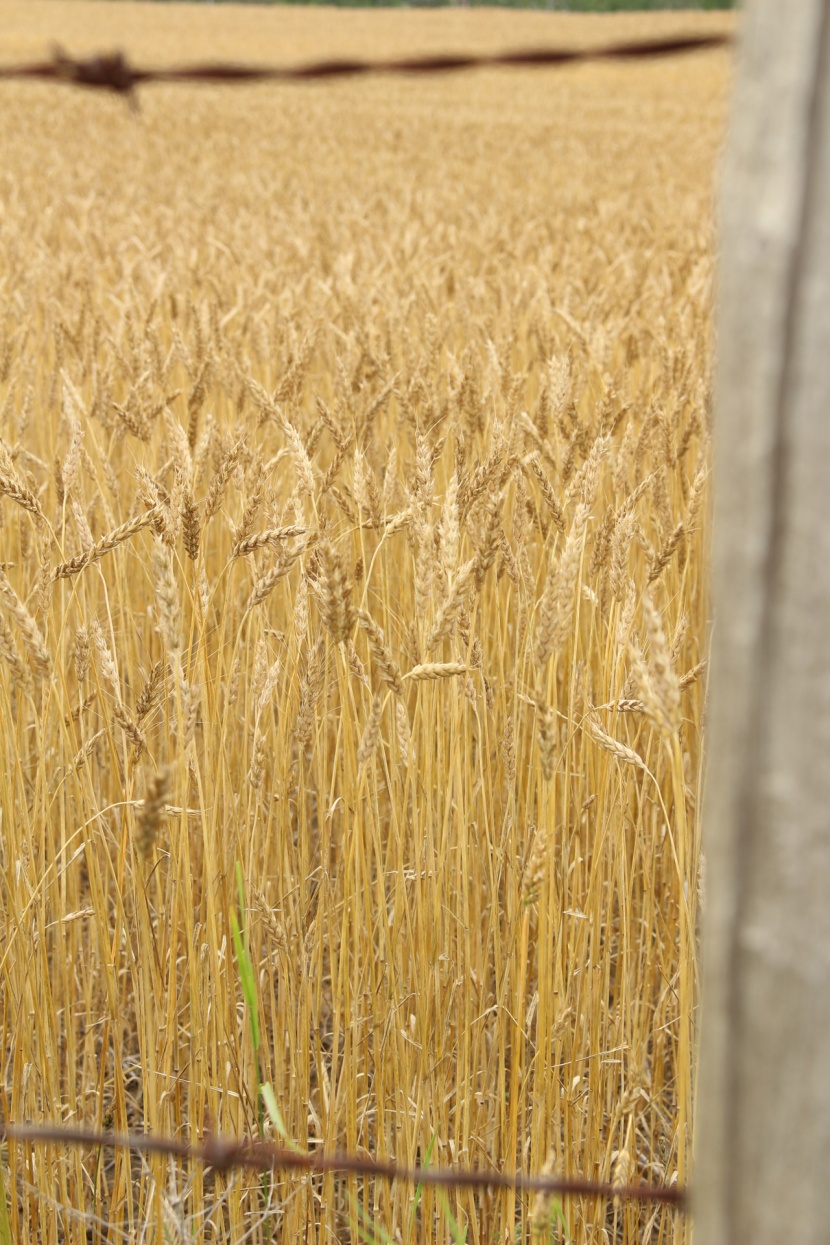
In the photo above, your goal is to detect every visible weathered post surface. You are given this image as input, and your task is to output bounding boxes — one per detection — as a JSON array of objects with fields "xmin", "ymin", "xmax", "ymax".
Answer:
[{"xmin": 696, "ymin": 1, "xmax": 830, "ymax": 1241}]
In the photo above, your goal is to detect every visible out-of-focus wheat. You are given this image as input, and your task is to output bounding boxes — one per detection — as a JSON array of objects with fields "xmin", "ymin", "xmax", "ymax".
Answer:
[{"xmin": 0, "ymin": 2, "xmax": 730, "ymax": 1241}]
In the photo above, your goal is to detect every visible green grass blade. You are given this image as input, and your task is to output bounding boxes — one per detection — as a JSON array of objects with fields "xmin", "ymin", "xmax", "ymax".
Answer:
[
  {"xmin": 550, "ymin": 1197, "xmax": 572, "ymax": 1243},
  {"xmin": 348, "ymin": 1191, "xmax": 397, "ymax": 1245},
  {"xmin": 408, "ymin": 1129, "xmax": 438, "ymax": 1238},
  {"xmin": 230, "ymin": 907, "xmax": 260, "ymax": 1052},
  {"xmin": 235, "ymin": 861, "xmax": 247, "ymax": 941},
  {"xmin": 0, "ymin": 1157, "xmax": 11, "ymax": 1245},
  {"xmin": 261, "ymin": 1082, "xmax": 305, "ymax": 1154},
  {"xmin": 436, "ymin": 1186, "xmax": 467, "ymax": 1244}
]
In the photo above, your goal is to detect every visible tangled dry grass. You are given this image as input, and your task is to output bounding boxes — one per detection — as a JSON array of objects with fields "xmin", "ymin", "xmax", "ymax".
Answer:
[{"xmin": 0, "ymin": 3, "xmax": 733, "ymax": 1241}]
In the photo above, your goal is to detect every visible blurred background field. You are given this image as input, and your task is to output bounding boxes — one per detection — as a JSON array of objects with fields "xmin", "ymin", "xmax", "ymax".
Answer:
[{"xmin": 0, "ymin": 4, "xmax": 733, "ymax": 1242}]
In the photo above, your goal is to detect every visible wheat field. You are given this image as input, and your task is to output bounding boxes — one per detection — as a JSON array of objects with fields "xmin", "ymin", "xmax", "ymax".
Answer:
[{"xmin": 0, "ymin": 4, "xmax": 734, "ymax": 1242}]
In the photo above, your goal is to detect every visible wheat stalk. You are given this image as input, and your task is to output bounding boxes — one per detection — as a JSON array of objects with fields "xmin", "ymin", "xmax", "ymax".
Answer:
[
  {"xmin": 53, "ymin": 507, "xmax": 159, "ymax": 580},
  {"xmin": 403, "ymin": 661, "xmax": 466, "ymax": 682},
  {"xmin": 136, "ymin": 767, "xmax": 171, "ymax": 858},
  {"xmin": 0, "ymin": 465, "xmax": 45, "ymax": 520},
  {"xmin": 0, "ymin": 568, "xmax": 50, "ymax": 679},
  {"xmin": 585, "ymin": 716, "xmax": 647, "ymax": 770}
]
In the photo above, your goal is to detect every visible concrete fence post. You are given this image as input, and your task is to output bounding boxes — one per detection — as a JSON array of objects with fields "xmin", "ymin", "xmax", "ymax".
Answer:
[{"xmin": 696, "ymin": 0, "xmax": 830, "ymax": 1240}]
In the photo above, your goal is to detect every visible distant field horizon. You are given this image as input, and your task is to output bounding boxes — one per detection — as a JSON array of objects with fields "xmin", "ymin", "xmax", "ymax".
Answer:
[
  {"xmin": 0, "ymin": 1, "xmax": 737, "ymax": 65},
  {"xmin": 99, "ymin": 1, "xmax": 737, "ymax": 10},
  {"xmin": 95, "ymin": 0, "xmax": 737, "ymax": 10}
]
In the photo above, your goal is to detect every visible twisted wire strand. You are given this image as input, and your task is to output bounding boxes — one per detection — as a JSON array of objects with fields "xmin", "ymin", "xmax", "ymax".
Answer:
[
  {"xmin": 0, "ymin": 1121, "xmax": 685, "ymax": 1208},
  {"xmin": 0, "ymin": 33, "xmax": 732, "ymax": 98}
]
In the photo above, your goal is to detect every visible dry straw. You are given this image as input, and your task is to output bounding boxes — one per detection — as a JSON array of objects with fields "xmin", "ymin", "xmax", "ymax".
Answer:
[{"xmin": 0, "ymin": 11, "xmax": 720, "ymax": 1240}]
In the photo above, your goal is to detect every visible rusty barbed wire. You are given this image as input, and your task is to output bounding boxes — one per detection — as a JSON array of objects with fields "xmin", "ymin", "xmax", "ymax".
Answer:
[
  {"xmin": 0, "ymin": 33, "xmax": 732, "ymax": 100},
  {"xmin": 0, "ymin": 1120, "xmax": 685, "ymax": 1209}
]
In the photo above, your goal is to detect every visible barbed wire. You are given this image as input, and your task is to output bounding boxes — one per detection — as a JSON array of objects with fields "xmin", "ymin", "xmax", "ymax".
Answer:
[
  {"xmin": 0, "ymin": 33, "xmax": 732, "ymax": 100},
  {"xmin": 0, "ymin": 1121, "xmax": 685, "ymax": 1209}
]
